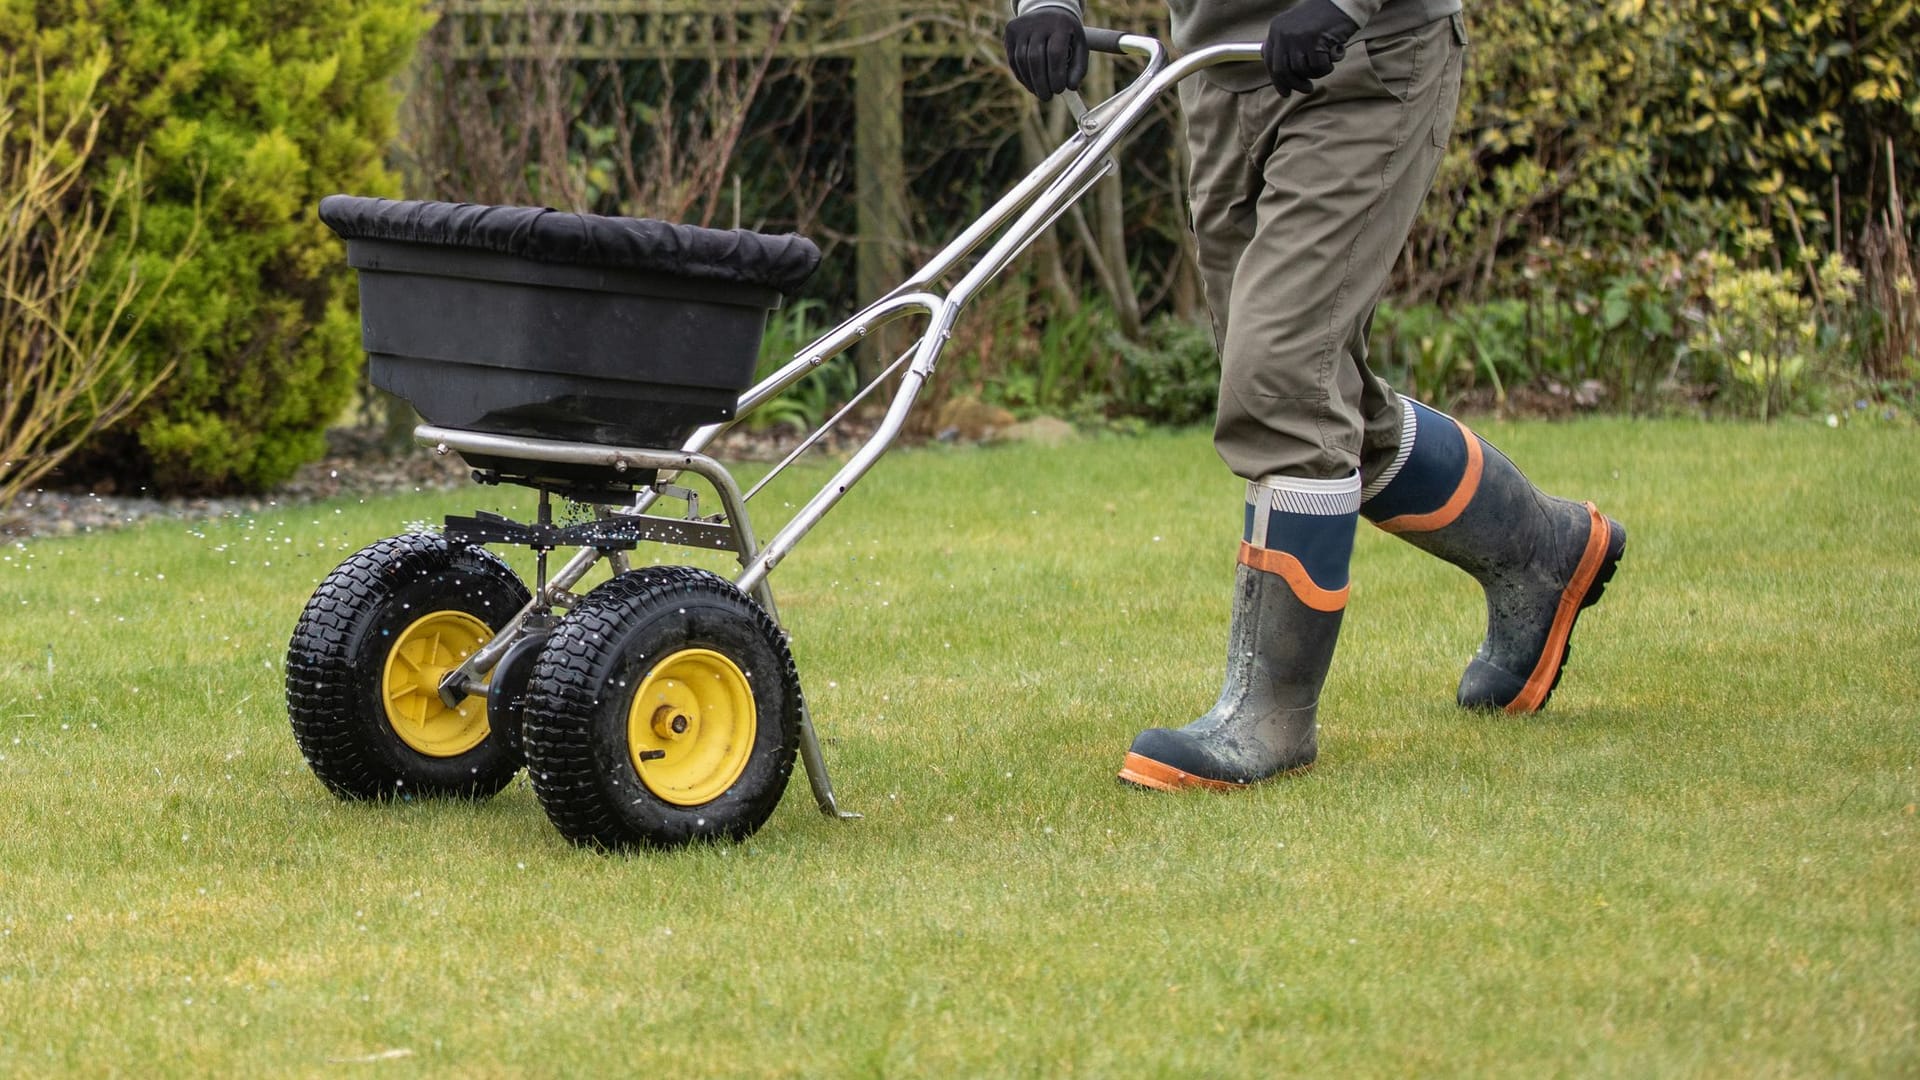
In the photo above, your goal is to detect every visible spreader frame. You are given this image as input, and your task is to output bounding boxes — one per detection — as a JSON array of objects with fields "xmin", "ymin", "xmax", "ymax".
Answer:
[{"xmin": 417, "ymin": 32, "xmax": 1269, "ymax": 822}]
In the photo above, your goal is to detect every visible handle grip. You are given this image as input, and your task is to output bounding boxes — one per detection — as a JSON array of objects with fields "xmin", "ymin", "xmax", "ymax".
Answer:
[{"xmin": 1084, "ymin": 27, "xmax": 1128, "ymax": 54}]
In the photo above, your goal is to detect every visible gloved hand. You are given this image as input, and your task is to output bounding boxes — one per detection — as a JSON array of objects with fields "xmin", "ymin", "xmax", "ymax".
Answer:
[
  {"xmin": 1004, "ymin": 7, "xmax": 1089, "ymax": 102},
  {"xmin": 1262, "ymin": 0, "xmax": 1361, "ymax": 97}
]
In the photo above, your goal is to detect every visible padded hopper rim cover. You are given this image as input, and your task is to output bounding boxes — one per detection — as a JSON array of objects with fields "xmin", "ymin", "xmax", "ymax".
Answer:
[{"xmin": 319, "ymin": 194, "xmax": 822, "ymax": 296}]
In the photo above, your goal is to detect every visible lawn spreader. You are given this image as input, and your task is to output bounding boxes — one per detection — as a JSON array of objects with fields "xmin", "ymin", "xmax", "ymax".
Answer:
[{"xmin": 286, "ymin": 29, "xmax": 1252, "ymax": 851}]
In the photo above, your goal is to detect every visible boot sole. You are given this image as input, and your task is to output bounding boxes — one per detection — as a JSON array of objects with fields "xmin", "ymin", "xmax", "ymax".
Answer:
[
  {"xmin": 1117, "ymin": 752, "xmax": 1312, "ymax": 793},
  {"xmin": 1504, "ymin": 502, "xmax": 1627, "ymax": 713}
]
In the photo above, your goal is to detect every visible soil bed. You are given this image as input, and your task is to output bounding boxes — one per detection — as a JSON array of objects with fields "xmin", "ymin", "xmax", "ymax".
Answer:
[{"xmin": 0, "ymin": 422, "xmax": 878, "ymax": 541}]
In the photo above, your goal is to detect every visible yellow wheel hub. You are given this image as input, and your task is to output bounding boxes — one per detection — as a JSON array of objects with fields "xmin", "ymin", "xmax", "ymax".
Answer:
[
  {"xmin": 627, "ymin": 648, "xmax": 755, "ymax": 806},
  {"xmin": 381, "ymin": 610, "xmax": 494, "ymax": 757}
]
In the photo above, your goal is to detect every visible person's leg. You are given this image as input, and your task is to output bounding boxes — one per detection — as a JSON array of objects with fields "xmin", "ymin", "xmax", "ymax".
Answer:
[
  {"xmin": 1360, "ymin": 397, "xmax": 1627, "ymax": 711},
  {"xmin": 1120, "ymin": 474, "xmax": 1356, "ymax": 790},
  {"xmin": 1125, "ymin": 19, "xmax": 1462, "ymax": 789},
  {"xmin": 1210, "ymin": 16, "xmax": 1464, "ymax": 484}
]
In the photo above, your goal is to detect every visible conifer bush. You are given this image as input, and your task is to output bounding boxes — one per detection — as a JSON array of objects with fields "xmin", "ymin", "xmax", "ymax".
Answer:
[
  {"xmin": 0, "ymin": 55, "xmax": 196, "ymax": 518},
  {"xmin": 0, "ymin": 1, "xmax": 428, "ymax": 493}
]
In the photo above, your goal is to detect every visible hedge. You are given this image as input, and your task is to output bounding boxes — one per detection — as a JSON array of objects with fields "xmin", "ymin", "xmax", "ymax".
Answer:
[{"xmin": 0, "ymin": 0, "xmax": 428, "ymax": 492}]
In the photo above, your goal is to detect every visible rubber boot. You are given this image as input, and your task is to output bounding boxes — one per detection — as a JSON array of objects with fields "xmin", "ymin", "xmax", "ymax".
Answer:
[
  {"xmin": 1361, "ymin": 398, "xmax": 1627, "ymax": 712},
  {"xmin": 1119, "ymin": 474, "xmax": 1356, "ymax": 792}
]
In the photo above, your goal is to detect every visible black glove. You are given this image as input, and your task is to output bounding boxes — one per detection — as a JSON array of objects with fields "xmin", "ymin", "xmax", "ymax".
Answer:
[
  {"xmin": 1262, "ymin": 0, "xmax": 1361, "ymax": 97},
  {"xmin": 1004, "ymin": 7, "xmax": 1089, "ymax": 102}
]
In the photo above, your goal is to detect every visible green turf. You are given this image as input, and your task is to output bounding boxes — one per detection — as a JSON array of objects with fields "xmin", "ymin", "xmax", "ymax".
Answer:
[{"xmin": 1, "ymin": 420, "xmax": 1914, "ymax": 1076}]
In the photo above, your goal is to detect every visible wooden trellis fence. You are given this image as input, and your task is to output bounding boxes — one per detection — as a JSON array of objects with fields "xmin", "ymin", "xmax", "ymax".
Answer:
[{"xmin": 432, "ymin": 1, "xmax": 1167, "ymax": 343}]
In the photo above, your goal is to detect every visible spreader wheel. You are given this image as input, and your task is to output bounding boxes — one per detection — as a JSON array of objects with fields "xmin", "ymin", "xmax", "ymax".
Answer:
[
  {"xmin": 522, "ymin": 566, "xmax": 801, "ymax": 851},
  {"xmin": 285, "ymin": 533, "xmax": 531, "ymax": 800}
]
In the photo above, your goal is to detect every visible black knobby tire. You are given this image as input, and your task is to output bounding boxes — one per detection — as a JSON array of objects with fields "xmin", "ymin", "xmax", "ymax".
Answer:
[
  {"xmin": 522, "ymin": 566, "xmax": 801, "ymax": 851},
  {"xmin": 285, "ymin": 533, "xmax": 531, "ymax": 801}
]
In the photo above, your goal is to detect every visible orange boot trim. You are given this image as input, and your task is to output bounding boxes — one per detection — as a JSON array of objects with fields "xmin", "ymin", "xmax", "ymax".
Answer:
[
  {"xmin": 1117, "ymin": 752, "xmax": 1248, "ymax": 792},
  {"xmin": 1118, "ymin": 752, "xmax": 1315, "ymax": 792},
  {"xmin": 1505, "ymin": 502, "xmax": 1611, "ymax": 714},
  {"xmin": 1373, "ymin": 419, "xmax": 1484, "ymax": 535},
  {"xmin": 1237, "ymin": 543, "xmax": 1350, "ymax": 613}
]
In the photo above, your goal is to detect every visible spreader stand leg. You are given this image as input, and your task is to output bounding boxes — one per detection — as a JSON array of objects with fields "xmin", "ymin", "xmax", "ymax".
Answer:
[
  {"xmin": 745, "ymin": 578, "xmax": 859, "ymax": 822},
  {"xmin": 795, "ymin": 698, "xmax": 861, "ymax": 820}
]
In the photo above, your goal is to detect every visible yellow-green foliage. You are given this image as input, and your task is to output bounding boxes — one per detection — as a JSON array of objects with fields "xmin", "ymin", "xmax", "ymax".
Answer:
[
  {"xmin": 0, "ymin": 1, "xmax": 428, "ymax": 493},
  {"xmin": 1653, "ymin": 0, "xmax": 1913, "ymax": 221},
  {"xmin": 1688, "ymin": 243, "xmax": 1863, "ymax": 418},
  {"xmin": 0, "ymin": 54, "xmax": 197, "ymax": 515},
  {"xmin": 1419, "ymin": 0, "xmax": 1919, "ymax": 298}
]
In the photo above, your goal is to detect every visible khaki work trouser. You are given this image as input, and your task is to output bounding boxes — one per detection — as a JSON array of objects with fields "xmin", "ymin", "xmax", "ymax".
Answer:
[{"xmin": 1183, "ymin": 13, "xmax": 1467, "ymax": 482}]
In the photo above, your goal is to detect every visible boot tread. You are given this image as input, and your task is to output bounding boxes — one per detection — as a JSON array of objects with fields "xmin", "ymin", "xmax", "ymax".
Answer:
[
  {"xmin": 1503, "ymin": 504, "xmax": 1626, "ymax": 713},
  {"xmin": 1118, "ymin": 751, "xmax": 1314, "ymax": 793}
]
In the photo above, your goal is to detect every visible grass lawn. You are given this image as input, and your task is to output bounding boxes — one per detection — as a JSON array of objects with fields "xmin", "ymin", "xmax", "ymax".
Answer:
[{"xmin": 0, "ymin": 419, "xmax": 1915, "ymax": 1076}]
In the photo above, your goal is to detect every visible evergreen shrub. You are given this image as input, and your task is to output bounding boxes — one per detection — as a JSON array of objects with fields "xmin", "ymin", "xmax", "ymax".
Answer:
[
  {"xmin": 0, "ymin": 0, "xmax": 428, "ymax": 492},
  {"xmin": 1, "ymin": 56, "xmax": 197, "ymax": 516},
  {"xmin": 1414, "ymin": 0, "xmax": 1919, "ymax": 301}
]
